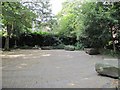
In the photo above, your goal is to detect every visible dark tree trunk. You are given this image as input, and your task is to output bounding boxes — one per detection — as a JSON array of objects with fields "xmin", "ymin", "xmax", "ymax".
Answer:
[
  {"xmin": 110, "ymin": 27, "xmax": 116, "ymax": 52},
  {"xmin": 4, "ymin": 24, "xmax": 12, "ymax": 51},
  {"xmin": 14, "ymin": 38, "xmax": 17, "ymax": 48},
  {"xmin": 4, "ymin": 35, "xmax": 9, "ymax": 50}
]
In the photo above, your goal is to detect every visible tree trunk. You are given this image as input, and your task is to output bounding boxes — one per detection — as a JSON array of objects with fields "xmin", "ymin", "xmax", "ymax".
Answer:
[
  {"xmin": 113, "ymin": 39, "xmax": 116, "ymax": 52},
  {"xmin": 110, "ymin": 27, "xmax": 116, "ymax": 52},
  {"xmin": 4, "ymin": 35, "xmax": 9, "ymax": 51},
  {"xmin": 4, "ymin": 24, "xmax": 12, "ymax": 51},
  {"xmin": 14, "ymin": 38, "xmax": 17, "ymax": 48}
]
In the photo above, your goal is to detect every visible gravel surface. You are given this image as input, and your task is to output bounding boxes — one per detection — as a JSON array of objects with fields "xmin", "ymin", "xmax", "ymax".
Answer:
[{"xmin": 2, "ymin": 49, "xmax": 118, "ymax": 88}]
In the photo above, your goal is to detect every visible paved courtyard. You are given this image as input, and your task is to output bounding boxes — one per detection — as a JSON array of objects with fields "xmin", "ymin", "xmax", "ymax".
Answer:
[{"xmin": 2, "ymin": 49, "xmax": 118, "ymax": 88}]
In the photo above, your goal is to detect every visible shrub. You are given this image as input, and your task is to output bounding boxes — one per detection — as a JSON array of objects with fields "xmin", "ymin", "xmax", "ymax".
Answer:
[
  {"xmin": 75, "ymin": 42, "xmax": 84, "ymax": 50},
  {"xmin": 85, "ymin": 48, "xmax": 100, "ymax": 55},
  {"xmin": 19, "ymin": 45, "xmax": 32, "ymax": 49},
  {"xmin": 100, "ymin": 49, "xmax": 120, "ymax": 57},
  {"xmin": 0, "ymin": 31, "xmax": 2, "ymax": 36},
  {"xmin": 2, "ymin": 32, "xmax": 78, "ymax": 49},
  {"xmin": 53, "ymin": 44, "xmax": 65, "ymax": 49},
  {"xmin": 64, "ymin": 45, "xmax": 75, "ymax": 51},
  {"xmin": 41, "ymin": 46, "xmax": 53, "ymax": 50}
]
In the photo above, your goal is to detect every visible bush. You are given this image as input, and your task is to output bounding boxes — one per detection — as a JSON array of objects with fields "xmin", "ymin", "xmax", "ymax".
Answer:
[
  {"xmin": 53, "ymin": 44, "xmax": 65, "ymax": 49},
  {"xmin": 79, "ymin": 36, "xmax": 104, "ymax": 48},
  {"xmin": 41, "ymin": 46, "xmax": 53, "ymax": 50},
  {"xmin": 58, "ymin": 35, "xmax": 77, "ymax": 45},
  {"xmin": 85, "ymin": 48, "xmax": 100, "ymax": 55},
  {"xmin": 75, "ymin": 42, "xmax": 84, "ymax": 50},
  {"xmin": 2, "ymin": 32, "xmax": 78, "ymax": 49},
  {"xmin": 100, "ymin": 49, "xmax": 120, "ymax": 57},
  {"xmin": 19, "ymin": 45, "xmax": 32, "ymax": 49},
  {"xmin": 0, "ymin": 31, "xmax": 2, "ymax": 36},
  {"xmin": 64, "ymin": 45, "xmax": 75, "ymax": 51}
]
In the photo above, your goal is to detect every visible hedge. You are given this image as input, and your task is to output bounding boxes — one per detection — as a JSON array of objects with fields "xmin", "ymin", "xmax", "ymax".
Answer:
[{"xmin": 2, "ymin": 33, "xmax": 77, "ymax": 48}]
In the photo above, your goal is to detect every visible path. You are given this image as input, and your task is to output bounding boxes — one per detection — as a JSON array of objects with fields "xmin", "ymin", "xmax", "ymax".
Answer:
[{"xmin": 2, "ymin": 50, "xmax": 118, "ymax": 88}]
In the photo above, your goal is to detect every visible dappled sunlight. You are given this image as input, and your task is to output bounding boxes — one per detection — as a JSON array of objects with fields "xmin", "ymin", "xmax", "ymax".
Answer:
[
  {"xmin": 31, "ymin": 50, "xmax": 42, "ymax": 53},
  {"xmin": 68, "ymin": 83, "xmax": 75, "ymax": 86},
  {"xmin": 17, "ymin": 66, "xmax": 22, "ymax": 69},
  {"xmin": 23, "ymin": 56, "xmax": 38, "ymax": 59},
  {"xmin": 20, "ymin": 63, "xmax": 27, "ymax": 66},
  {"xmin": 66, "ymin": 54, "xmax": 73, "ymax": 58},
  {"xmin": 2, "ymin": 54, "xmax": 26, "ymax": 58},
  {"xmin": 2, "ymin": 0, "xmax": 119, "ymax": 88},
  {"xmin": 56, "ymin": 67, "xmax": 61, "ymax": 69},
  {"xmin": 2, "ymin": 50, "xmax": 118, "ymax": 88},
  {"xmin": 42, "ymin": 54, "xmax": 51, "ymax": 57},
  {"xmin": 2, "ymin": 53, "xmax": 38, "ymax": 59},
  {"xmin": 16, "ymin": 63, "xmax": 28, "ymax": 69},
  {"xmin": 71, "ymin": 83, "xmax": 75, "ymax": 86},
  {"xmin": 104, "ymin": 58, "xmax": 118, "ymax": 61},
  {"xmin": 58, "ymin": 54, "xmax": 73, "ymax": 58},
  {"xmin": 84, "ymin": 78, "xmax": 89, "ymax": 80},
  {"xmin": 1, "ymin": 54, "xmax": 5, "ymax": 57}
]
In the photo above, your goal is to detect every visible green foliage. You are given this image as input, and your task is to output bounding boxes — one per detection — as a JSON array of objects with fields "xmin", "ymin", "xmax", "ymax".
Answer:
[
  {"xmin": 58, "ymin": 13, "xmax": 76, "ymax": 37},
  {"xmin": 80, "ymin": 2, "xmax": 119, "ymax": 49},
  {"xmin": 1, "ymin": 0, "xmax": 120, "ymax": 53},
  {"xmin": 74, "ymin": 42, "xmax": 84, "ymax": 50},
  {"xmin": 2, "ymin": 2, "xmax": 37, "ymax": 37},
  {"xmin": 100, "ymin": 49, "xmax": 120, "ymax": 57},
  {"xmin": 32, "ymin": 31, "xmax": 50, "ymax": 35},
  {"xmin": 53, "ymin": 44, "xmax": 65, "ymax": 49},
  {"xmin": 19, "ymin": 45, "xmax": 33, "ymax": 49},
  {"xmin": 64, "ymin": 45, "xmax": 75, "ymax": 51},
  {"xmin": 53, "ymin": 0, "xmax": 120, "ymax": 52},
  {"xmin": 2, "ymin": 2, "xmax": 36, "ymax": 26},
  {"xmin": 22, "ymin": 0, "xmax": 53, "ymax": 32},
  {"xmin": 1, "ymin": 2, "xmax": 37, "ymax": 50},
  {"xmin": 53, "ymin": 0, "xmax": 80, "ymax": 37},
  {"xmin": 0, "ymin": 31, "xmax": 2, "ymax": 36}
]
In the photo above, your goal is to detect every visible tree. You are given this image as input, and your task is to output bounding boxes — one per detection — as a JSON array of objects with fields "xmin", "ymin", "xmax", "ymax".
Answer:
[
  {"xmin": 22, "ymin": 0, "xmax": 53, "ymax": 31},
  {"xmin": 54, "ymin": 0, "xmax": 81, "ymax": 37},
  {"xmin": 2, "ymin": 2, "xmax": 36, "ymax": 50},
  {"xmin": 55, "ymin": 0, "xmax": 120, "ymax": 51},
  {"xmin": 79, "ymin": 1, "xmax": 120, "ymax": 51}
]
